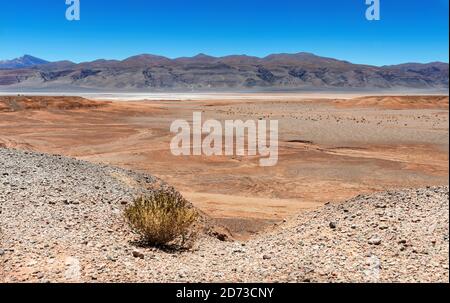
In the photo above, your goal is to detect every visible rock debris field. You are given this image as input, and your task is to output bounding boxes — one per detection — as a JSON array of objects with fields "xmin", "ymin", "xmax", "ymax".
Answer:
[{"xmin": 0, "ymin": 148, "xmax": 448, "ymax": 282}]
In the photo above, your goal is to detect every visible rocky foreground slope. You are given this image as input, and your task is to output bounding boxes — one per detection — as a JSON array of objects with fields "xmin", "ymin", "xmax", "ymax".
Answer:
[{"xmin": 0, "ymin": 148, "xmax": 448, "ymax": 282}]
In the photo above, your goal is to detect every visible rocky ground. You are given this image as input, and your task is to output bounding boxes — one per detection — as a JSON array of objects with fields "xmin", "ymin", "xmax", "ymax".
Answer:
[{"xmin": 1, "ymin": 148, "xmax": 448, "ymax": 283}]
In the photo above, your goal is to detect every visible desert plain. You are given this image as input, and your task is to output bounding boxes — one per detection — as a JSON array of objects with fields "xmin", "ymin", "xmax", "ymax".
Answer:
[{"xmin": 0, "ymin": 93, "xmax": 448, "ymax": 238}]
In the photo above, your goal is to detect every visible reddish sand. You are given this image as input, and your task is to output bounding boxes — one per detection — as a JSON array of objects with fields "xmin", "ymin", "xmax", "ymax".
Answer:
[{"xmin": 331, "ymin": 95, "xmax": 449, "ymax": 110}]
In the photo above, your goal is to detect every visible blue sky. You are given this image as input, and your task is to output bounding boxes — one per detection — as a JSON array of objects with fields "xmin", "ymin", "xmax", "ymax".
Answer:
[{"xmin": 0, "ymin": 0, "xmax": 448, "ymax": 66}]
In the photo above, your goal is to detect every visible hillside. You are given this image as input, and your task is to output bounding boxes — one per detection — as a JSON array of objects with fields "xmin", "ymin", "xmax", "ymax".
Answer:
[{"xmin": 0, "ymin": 148, "xmax": 448, "ymax": 282}]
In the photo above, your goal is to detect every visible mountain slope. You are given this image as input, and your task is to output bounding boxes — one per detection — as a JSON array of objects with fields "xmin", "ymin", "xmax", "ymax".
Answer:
[{"xmin": 0, "ymin": 53, "xmax": 448, "ymax": 91}]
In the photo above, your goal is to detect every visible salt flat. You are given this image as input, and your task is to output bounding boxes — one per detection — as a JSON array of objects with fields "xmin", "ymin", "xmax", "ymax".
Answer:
[{"xmin": 1, "ymin": 89, "xmax": 448, "ymax": 101}]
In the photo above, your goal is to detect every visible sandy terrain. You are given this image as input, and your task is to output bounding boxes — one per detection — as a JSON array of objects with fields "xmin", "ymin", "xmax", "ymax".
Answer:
[{"xmin": 0, "ymin": 94, "xmax": 448, "ymax": 238}]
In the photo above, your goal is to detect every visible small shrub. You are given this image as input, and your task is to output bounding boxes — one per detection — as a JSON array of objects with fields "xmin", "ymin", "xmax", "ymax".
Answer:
[{"xmin": 124, "ymin": 191, "xmax": 198, "ymax": 247}]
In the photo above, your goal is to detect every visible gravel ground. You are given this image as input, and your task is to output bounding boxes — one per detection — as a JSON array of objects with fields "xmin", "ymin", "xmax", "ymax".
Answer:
[{"xmin": 1, "ymin": 148, "xmax": 448, "ymax": 283}]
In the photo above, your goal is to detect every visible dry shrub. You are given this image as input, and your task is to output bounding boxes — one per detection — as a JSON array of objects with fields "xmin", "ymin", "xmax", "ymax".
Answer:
[{"xmin": 124, "ymin": 191, "xmax": 198, "ymax": 247}]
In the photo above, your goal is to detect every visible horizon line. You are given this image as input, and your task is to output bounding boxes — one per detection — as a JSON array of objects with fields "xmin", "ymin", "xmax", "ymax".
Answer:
[{"xmin": 2, "ymin": 52, "xmax": 449, "ymax": 68}]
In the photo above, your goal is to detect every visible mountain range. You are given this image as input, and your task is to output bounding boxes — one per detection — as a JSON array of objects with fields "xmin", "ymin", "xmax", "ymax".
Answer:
[{"xmin": 0, "ymin": 53, "xmax": 448, "ymax": 91}]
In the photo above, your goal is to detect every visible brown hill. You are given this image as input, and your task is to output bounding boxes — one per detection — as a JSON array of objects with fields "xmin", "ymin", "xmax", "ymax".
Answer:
[
  {"xmin": 0, "ymin": 96, "xmax": 109, "ymax": 112},
  {"xmin": 332, "ymin": 95, "xmax": 449, "ymax": 110}
]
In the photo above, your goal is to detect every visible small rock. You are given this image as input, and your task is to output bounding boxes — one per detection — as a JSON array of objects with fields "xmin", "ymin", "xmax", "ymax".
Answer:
[
  {"xmin": 262, "ymin": 254, "xmax": 272, "ymax": 260},
  {"xmin": 329, "ymin": 222, "xmax": 337, "ymax": 229},
  {"xmin": 107, "ymin": 255, "xmax": 117, "ymax": 262},
  {"xmin": 368, "ymin": 237, "xmax": 382, "ymax": 245},
  {"xmin": 379, "ymin": 224, "xmax": 389, "ymax": 230},
  {"xmin": 132, "ymin": 250, "xmax": 145, "ymax": 259},
  {"xmin": 232, "ymin": 249, "xmax": 245, "ymax": 254}
]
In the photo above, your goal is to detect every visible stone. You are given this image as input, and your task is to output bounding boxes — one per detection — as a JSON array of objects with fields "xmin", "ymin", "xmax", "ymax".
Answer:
[
  {"xmin": 132, "ymin": 250, "xmax": 145, "ymax": 259},
  {"xmin": 368, "ymin": 237, "xmax": 382, "ymax": 245}
]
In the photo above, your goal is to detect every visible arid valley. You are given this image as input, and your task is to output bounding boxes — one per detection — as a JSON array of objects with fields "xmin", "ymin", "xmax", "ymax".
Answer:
[
  {"xmin": 1, "ymin": 0, "xmax": 449, "ymax": 290},
  {"xmin": 0, "ymin": 93, "xmax": 449, "ymax": 282},
  {"xmin": 0, "ymin": 93, "xmax": 448, "ymax": 236}
]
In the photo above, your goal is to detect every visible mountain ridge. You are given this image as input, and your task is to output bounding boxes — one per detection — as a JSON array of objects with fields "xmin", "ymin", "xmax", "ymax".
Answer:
[{"xmin": 0, "ymin": 53, "xmax": 448, "ymax": 91}]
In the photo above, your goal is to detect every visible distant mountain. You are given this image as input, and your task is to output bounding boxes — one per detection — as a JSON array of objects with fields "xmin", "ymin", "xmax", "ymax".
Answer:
[
  {"xmin": 175, "ymin": 53, "xmax": 219, "ymax": 64},
  {"xmin": 0, "ymin": 55, "xmax": 50, "ymax": 69},
  {"xmin": 384, "ymin": 62, "xmax": 449, "ymax": 71},
  {"xmin": 0, "ymin": 53, "xmax": 448, "ymax": 91}
]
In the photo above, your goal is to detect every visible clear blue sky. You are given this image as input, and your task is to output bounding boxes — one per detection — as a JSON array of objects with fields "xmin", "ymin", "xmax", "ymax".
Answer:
[{"xmin": 0, "ymin": 0, "xmax": 448, "ymax": 66}]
